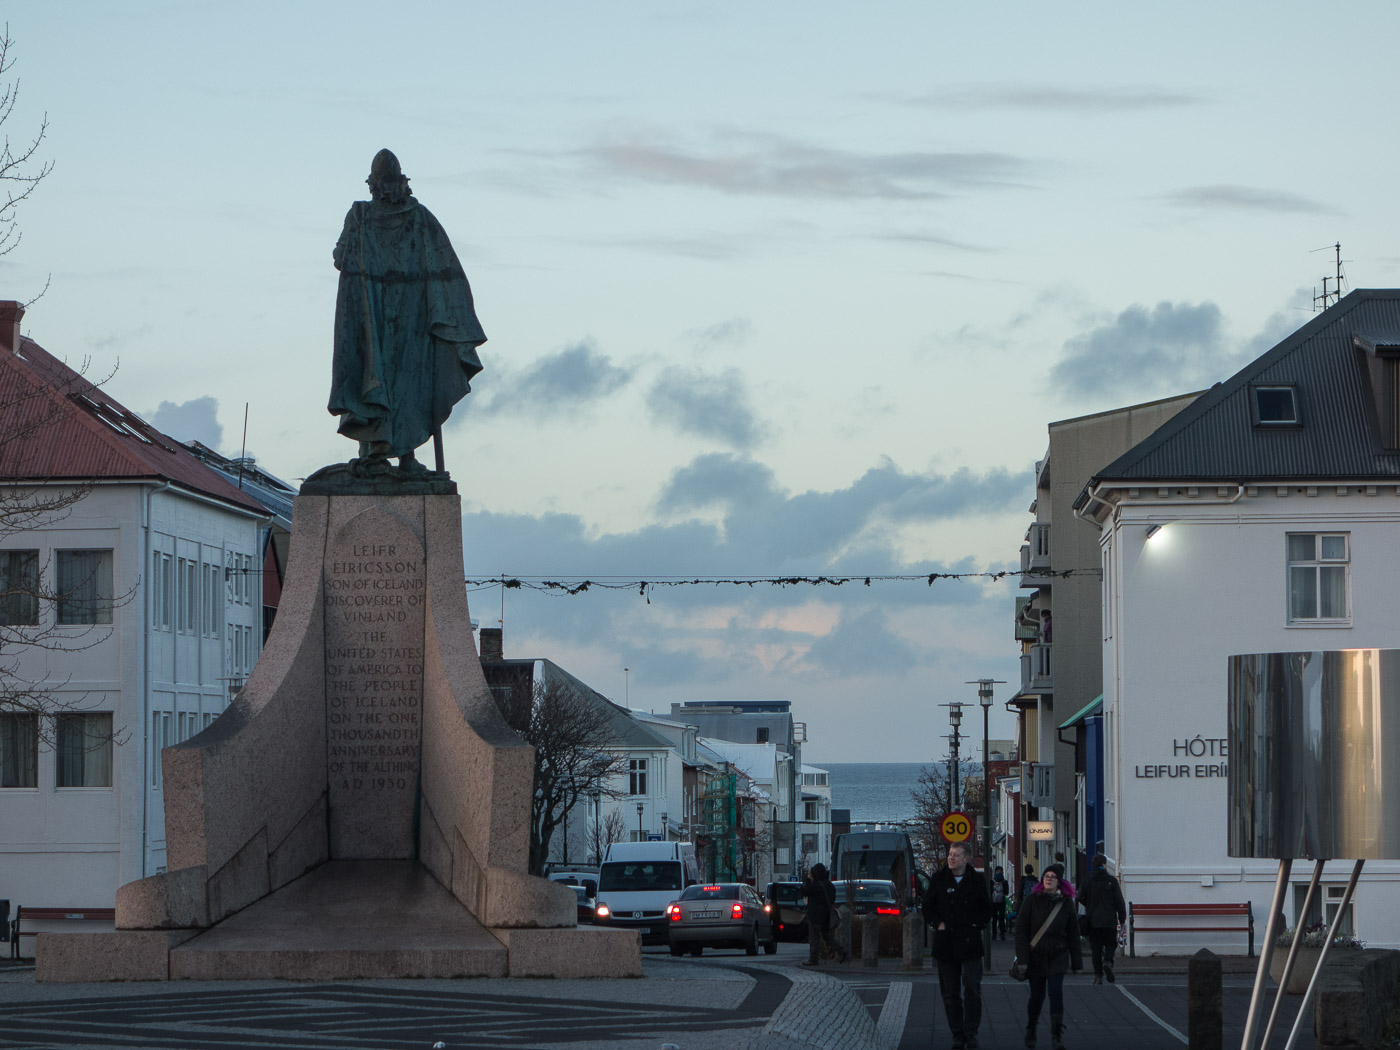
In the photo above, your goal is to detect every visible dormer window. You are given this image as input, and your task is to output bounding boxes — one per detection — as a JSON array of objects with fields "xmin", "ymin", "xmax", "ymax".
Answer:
[{"xmin": 1253, "ymin": 385, "xmax": 1299, "ymax": 426}]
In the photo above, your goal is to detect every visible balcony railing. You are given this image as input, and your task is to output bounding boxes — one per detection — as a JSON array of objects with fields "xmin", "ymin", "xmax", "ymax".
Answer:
[
  {"xmin": 1028, "ymin": 523, "xmax": 1051, "ymax": 569},
  {"xmin": 1019, "ymin": 643, "xmax": 1053, "ymax": 694}
]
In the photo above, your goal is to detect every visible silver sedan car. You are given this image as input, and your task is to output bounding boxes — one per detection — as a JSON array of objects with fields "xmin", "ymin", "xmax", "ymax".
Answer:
[{"xmin": 666, "ymin": 883, "xmax": 778, "ymax": 956}]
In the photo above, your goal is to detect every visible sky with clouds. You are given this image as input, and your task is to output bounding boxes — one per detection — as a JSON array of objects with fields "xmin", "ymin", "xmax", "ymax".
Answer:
[{"xmin": 5, "ymin": 3, "xmax": 1399, "ymax": 761}]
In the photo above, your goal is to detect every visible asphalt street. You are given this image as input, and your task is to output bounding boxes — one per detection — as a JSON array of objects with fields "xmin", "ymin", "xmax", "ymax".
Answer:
[{"xmin": 0, "ymin": 938, "xmax": 1307, "ymax": 1050}]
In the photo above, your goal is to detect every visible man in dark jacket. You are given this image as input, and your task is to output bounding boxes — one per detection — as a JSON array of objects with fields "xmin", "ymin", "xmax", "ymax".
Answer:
[
  {"xmin": 1079, "ymin": 853, "xmax": 1127, "ymax": 983},
  {"xmin": 800, "ymin": 863, "xmax": 848, "ymax": 966},
  {"xmin": 922, "ymin": 842, "xmax": 992, "ymax": 1049}
]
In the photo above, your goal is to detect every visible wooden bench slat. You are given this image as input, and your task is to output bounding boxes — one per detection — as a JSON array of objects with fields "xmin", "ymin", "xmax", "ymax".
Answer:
[{"xmin": 1128, "ymin": 900, "xmax": 1255, "ymax": 958}]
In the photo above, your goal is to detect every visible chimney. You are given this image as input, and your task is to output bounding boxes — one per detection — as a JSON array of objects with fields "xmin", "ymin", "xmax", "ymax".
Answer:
[
  {"xmin": 479, "ymin": 626, "xmax": 503, "ymax": 663},
  {"xmin": 0, "ymin": 301, "xmax": 24, "ymax": 355}
]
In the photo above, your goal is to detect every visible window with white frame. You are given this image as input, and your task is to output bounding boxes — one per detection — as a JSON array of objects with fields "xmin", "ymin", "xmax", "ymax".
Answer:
[
  {"xmin": 160, "ymin": 552, "xmax": 174, "ymax": 630},
  {"xmin": 0, "ymin": 712, "xmax": 38, "ymax": 787},
  {"xmin": 56, "ymin": 549, "xmax": 114, "ymax": 625},
  {"xmin": 1287, "ymin": 533, "xmax": 1350, "ymax": 622},
  {"xmin": 628, "ymin": 758, "xmax": 647, "ymax": 796},
  {"xmin": 0, "ymin": 549, "xmax": 39, "ymax": 626},
  {"xmin": 152, "ymin": 710, "xmax": 172, "ymax": 787},
  {"xmin": 55, "ymin": 712, "xmax": 113, "ymax": 787},
  {"xmin": 204, "ymin": 563, "xmax": 220, "ymax": 637}
]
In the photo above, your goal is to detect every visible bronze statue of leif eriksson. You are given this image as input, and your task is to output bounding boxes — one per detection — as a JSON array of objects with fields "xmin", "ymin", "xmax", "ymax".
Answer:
[{"xmin": 322, "ymin": 148, "xmax": 485, "ymax": 484}]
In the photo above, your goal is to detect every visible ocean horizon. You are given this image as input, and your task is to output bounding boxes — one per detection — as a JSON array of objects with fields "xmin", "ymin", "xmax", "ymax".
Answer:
[{"xmin": 822, "ymin": 761, "xmax": 928, "ymax": 825}]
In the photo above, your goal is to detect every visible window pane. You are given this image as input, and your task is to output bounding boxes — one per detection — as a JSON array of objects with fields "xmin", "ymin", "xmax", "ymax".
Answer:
[
  {"xmin": 1320, "ymin": 535, "xmax": 1347, "ymax": 560},
  {"xmin": 57, "ymin": 550, "xmax": 114, "ymax": 625},
  {"xmin": 1287, "ymin": 535, "xmax": 1315, "ymax": 562},
  {"xmin": 56, "ymin": 713, "xmax": 113, "ymax": 787},
  {"xmin": 1319, "ymin": 566, "xmax": 1347, "ymax": 618},
  {"xmin": 0, "ymin": 549, "xmax": 39, "ymax": 626},
  {"xmin": 1289, "ymin": 566, "xmax": 1316, "ymax": 620},
  {"xmin": 0, "ymin": 713, "xmax": 38, "ymax": 787}
]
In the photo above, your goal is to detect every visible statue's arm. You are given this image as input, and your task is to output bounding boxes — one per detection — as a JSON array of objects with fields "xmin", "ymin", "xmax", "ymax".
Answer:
[{"xmin": 332, "ymin": 206, "xmax": 358, "ymax": 272}]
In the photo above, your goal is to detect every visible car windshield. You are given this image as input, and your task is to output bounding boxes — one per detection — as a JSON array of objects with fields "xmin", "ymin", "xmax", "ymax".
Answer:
[
  {"xmin": 838, "ymin": 850, "xmax": 904, "ymax": 881},
  {"xmin": 768, "ymin": 884, "xmax": 804, "ymax": 904},
  {"xmin": 573, "ymin": 887, "xmax": 590, "ymax": 902},
  {"xmin": 833, "ymin": 881, "xmax": 896, "ymax": 901},
  {"xmin": 679, "ymin": 884, "xmax": 741, "ymax": 901},
  {"xmin": 598, "ymin": 861, "xmax": 684, "ymax": 892}
]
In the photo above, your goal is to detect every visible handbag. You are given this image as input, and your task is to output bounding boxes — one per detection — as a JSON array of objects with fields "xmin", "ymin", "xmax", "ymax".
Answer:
[{"xmin": 1010, "ymin": 900, "xmax": 1064, "ymax": 981}]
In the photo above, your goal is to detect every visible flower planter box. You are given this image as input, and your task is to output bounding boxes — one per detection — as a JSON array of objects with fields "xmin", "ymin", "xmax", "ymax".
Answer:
[{"xmin": 1270, "ymin": 946, "xmax": 1329, "ymax": 994}]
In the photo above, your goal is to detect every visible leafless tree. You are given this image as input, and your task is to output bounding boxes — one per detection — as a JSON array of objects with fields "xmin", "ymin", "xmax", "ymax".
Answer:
[
  {"xmin": 491, "ymin": 676, "xmax": 628, "ymax": 875},
  {"xmin": 909, "ymin": 760, "xmax": 983, "ymax": 872},
  {"xmin": 592, "ymin": 808, "xmax": 627, "ymax": 865},
  {"xmin": 0, "ymin": 24, "xmax": 53, "ymax": 303}
]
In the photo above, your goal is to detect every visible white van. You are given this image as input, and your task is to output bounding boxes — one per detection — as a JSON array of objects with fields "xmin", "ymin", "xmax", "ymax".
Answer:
[{"xmin": 595, "ymin": 841, "xmax": 700, "ymax": 945}]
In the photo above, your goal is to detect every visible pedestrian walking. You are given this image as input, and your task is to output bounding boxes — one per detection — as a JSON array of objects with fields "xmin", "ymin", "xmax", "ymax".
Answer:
[
  {"xmin": 800, "ymin": 863, "xmax": 848, "ymax": 966},
  {"xmin": 1079, "ymin": 853, "xmax": 1127, "ymax": 984},
  {"xmin": 1019, "ymin": 862, "xmax": 1038, "ymax": 908},
  {"xmin": 923, "ymin": 842, "xmax": 992, "ymax": 1049},
  {"xmin": 1015, "ymin": 866, "xmax": 1082, "ymax": 1050},
  {"xmin": 991, "ymin": 866, "xmax": 1009, "ymax": 940}
]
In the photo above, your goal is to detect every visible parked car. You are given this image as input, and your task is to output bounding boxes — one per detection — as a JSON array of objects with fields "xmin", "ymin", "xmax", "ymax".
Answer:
[
  {"xmin": 830, "ymin": 879, "xmax": 902, "ymax": 916},
  {"xmin": 765, "ymin": 880, "xmax": 808, "ymax": 940},
  {"xmin": 666, "ymin": 883, "xmax": 778, "ymax": 957}
]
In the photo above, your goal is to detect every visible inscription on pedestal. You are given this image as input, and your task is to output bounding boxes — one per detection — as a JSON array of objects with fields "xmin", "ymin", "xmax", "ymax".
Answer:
[{"xmin": 324, "ymin": 530, "xmax": 426, "ymax": 858}]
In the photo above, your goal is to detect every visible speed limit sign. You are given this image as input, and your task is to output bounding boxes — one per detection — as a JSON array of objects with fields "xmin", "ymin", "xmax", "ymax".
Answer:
[{"xmin": 940, "ymin": 811, "xmax": 973, "ymax": 843}]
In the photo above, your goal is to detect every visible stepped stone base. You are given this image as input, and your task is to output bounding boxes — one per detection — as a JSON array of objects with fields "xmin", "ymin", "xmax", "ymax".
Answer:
[{"xmin": 39, "ymin": 861, "xmax": 641, "ymax": 982}]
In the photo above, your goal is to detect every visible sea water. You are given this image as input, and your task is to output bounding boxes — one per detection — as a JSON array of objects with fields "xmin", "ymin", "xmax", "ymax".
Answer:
[{"xmin": 823, "ymin": 761, "xmax": 925, "ymax": 825}]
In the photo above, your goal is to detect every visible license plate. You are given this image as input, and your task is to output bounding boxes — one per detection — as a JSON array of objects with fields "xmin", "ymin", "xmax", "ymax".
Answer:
[
  {"xmin": 637, "ymin": 927, "xmax": 651, "ymax": 935},
  {"xmin": 692, "ymin": 910, "xmax": 720, "ymax": 919}
]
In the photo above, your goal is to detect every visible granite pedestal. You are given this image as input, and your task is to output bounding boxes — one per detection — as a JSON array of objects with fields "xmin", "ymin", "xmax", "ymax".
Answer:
[{"xmin": 37, "ymin": 492, "xmax": 639, "ymax": 981}]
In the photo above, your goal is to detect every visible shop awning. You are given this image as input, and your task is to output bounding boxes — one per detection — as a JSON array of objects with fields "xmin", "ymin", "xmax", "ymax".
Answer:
[{"xmin": 1057, "ymin": 694, "xmax": 1103, "ymax": 731}]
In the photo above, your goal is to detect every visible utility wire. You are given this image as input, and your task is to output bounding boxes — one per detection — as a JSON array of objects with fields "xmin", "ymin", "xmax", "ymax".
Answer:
[{"xmin": 463, "ymin": 568, "xmax": 1095, "ymax": 602}]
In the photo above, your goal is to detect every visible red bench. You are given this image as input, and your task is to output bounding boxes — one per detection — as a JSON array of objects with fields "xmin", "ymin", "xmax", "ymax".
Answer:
[
  {"xmin": 1128, "ymin": 901, "xmax": 1254, "ymax": 957},
  {"xmin": 10, "ymin": 906, "xmax": 115, "ymax": 959}
]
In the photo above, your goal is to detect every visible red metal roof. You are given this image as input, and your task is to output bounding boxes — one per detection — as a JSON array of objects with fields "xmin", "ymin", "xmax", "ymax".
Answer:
[{"xmin": 0, "ymin": 334, "xmax": 267, "ymax": 514}]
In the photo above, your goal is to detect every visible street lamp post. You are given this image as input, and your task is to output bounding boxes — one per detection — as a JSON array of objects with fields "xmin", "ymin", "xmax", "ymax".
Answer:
[
  {"xmin": 660, "ymin": 811, "xmax": 668, "ymax": 841},
  {"xmin": 968, "ymin": 677, "xmax": 1005, "ymax": 969},
  {"xmin": 590, "ymin": 789, "xmax": 601, "ymax": 864},
  {"xmin": 636, "ymin": 801, "xmax": 644, "ymax": 841},
  {"xmin": 945, "ymin": 703, "xmax": 964, "ymax": 809}
]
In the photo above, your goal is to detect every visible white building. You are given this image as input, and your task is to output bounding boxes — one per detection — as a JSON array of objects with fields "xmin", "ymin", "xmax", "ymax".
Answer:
[
  {"xmin": 1078, "ymin": 290, "xmax": 1400, "ymax": 951},
  {"xmin": 0, "ymin": 303, "xmax": 268, "ymax": 916},
  {"xmin": 798, "ymin": 764, "xmax": 833, "ymax": 875}
]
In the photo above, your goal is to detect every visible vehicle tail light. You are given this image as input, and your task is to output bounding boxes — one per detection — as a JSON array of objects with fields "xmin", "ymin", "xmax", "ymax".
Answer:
[
  {"xmin": 595, "ymin": 903, "xmax": 611, "ymax": 919},
  {"xmin": 764, "ymin": 903, "xmax": 771, "ymax": 913},
  {"xmin": 668, "ymin": 903, "xmax": 682, "ymax": 922},
  {"xmin": 703, "ymin": 885, "xmax": 721, "ymax": 892},
  {"xmin": 876, "ymin": 906, "xmax": 900, "ymax": 915},
  {"xmin": 731, "ymin": 902, "xmax": 744, "ymax": 920}
]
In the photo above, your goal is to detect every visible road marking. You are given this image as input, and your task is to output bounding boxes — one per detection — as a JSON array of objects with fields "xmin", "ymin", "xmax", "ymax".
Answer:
[
  {"xmin": 877, "ymin": 980, "xmax": 911, "ymax": 1050},
  {"xmin": 1115, "ymin": 984, "xmax": 1188, "ymax": 1045}
]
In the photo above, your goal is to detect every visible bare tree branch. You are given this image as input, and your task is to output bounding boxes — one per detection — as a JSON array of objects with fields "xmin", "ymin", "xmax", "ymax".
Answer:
[
  {"xmin": 491, "ymin": 676, "xmax": 629, "ymax": 875},
  {"xmin": 0, "ymin": 23, "xmax": 53, "ymax": 283}
]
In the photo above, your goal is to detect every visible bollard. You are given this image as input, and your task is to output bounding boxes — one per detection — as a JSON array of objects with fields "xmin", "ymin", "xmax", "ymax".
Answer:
[
  {"xmin": 836, "ymin": 906, "xmax": 852, "ymax": 960},
  {"xmin": 903, "ymin": 911, "xmax": 924, "ymax": 970},
  {"xmin": 863, "ymin": 910, "xmax": 880, "ymax": 967},
  {"xmin": 1187, "ymin": 948, "xmax": 1222, "ymax": 1050}
]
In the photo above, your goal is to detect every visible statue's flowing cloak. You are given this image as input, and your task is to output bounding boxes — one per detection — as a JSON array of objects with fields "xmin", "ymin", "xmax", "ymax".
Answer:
[{"xmin": 329, "ymin": 196, "xmax": 485, "ymax": 457}]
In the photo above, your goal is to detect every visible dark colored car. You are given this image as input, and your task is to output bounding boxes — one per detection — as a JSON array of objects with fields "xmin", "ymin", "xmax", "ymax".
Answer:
[
  {"xmin": 765, "ymin": 880, "xmax": 808, "ymax": 940},
  {"xmin": 572, "ymin": 885, "xmax": 597, "ymax": 925},
  {"xmin": 666, "ymin": 883, "xmax": 777, "ymax": 957},
  {"xmin": 830, "ymin": 879, "xmax": 902, "ymax": 916}
]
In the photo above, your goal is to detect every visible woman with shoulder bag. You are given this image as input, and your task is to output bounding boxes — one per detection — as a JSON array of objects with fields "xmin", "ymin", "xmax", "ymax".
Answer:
[{"xmin": 1014, "ymin": 866, "xmax": 1082, "ymax": 1050}]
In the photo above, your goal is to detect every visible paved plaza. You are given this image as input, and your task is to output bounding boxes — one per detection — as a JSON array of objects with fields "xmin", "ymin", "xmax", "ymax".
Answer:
[{"xmin": 1, "ymin": 938, "xmax": 1307, "ymax": 1050}]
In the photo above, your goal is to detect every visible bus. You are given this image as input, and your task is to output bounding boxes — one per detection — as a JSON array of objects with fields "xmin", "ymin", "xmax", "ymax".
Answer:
[{"xmin": 832, "ymin": 830, "xmax": 920, "ymax": 899}]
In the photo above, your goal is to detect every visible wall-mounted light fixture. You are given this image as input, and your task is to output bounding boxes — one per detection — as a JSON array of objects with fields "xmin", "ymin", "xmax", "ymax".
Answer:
[{"xmin": 1145, "ymin": 524, "xmax": 1163, "ymax": 540}]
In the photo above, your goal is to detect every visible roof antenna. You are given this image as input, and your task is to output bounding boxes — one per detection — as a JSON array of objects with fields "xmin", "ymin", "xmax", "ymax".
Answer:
[
  {"xmin": 1311, "ymin": 242, "xmax": 1346, "ymax": 311},
  {"xmin": 237, "ymin": 402, "xmax": 249, "ymax": 489}
]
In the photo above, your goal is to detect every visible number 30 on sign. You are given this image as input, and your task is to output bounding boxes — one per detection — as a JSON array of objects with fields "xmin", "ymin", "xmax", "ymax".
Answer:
[{"xmin": 940, "ymin": 811, "xmax": 972, "ymax": 843}]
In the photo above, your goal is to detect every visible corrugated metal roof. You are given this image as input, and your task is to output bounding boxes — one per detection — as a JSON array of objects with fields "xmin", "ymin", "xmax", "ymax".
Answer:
[
  {"xmin": 1092, "ymin": 290, "xmax": 1400, "ymax": 484},
  {"xmin": 0, "ymin": 335, "xmax": 266, "ymax": 513}
]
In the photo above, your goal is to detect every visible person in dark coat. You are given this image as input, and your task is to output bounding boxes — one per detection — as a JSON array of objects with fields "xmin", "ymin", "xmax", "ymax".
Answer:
[
  {"xmin": 922, "ymin": 842, "xmax": 992, "ymax": 1049},
  {"xmin": 800, "ymin": 863, "xmax": 848, "ymax": 966},
  {"xmin": 1015, "ymin": 866, "xmax": 1083, "ymax": 1050},
  {"xmin": 1019, "ymin": 862, "xmax": 1039, "ymax": 906},
  {"xmin": 1079, "ymin": 853, "xmax": 1127, "ymax": 984},
  {"xmin": 991, "ymin": 866, "xmax": 1010, "ymax": 940}
]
